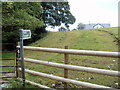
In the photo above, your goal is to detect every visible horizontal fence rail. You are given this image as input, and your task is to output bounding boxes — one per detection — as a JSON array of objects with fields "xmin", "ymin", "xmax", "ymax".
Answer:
[
  {"xmin": 17, "ymin": 46, "xmax": 120, "ymax": 58},
  {"xmin": 0, "ymin": 51, "xmax": 16, "ymax": 53},
  {"xmin": 23, "ymin": 58, "xmax": 120, "ymax": 77},
  {"xmin": 17, "ymin": 46, "xmax": 120, "ymax": 89},
  {"xmin": 0, "ymin": 66, "xmax": 16, "ymax": 67},
  {"xmin": 0, "ymin": 71, "xmax": 15, "ymax": 73},
  {"xmin": 0, "ymin": 76, "xmax": 16, "ymax": 78},
  {"xmin": 19, "ymin": 68, "xmax": 116, "ymax": 89},
  {"xmin": 0, "ymin": 59, "xmax": 15, "ymax": 60}
]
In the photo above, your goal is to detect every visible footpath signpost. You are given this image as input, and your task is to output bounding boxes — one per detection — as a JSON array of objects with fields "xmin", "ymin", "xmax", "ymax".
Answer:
[{"xmin": 19, "ymin": 29, "xmax": 31, "ymax": 87}]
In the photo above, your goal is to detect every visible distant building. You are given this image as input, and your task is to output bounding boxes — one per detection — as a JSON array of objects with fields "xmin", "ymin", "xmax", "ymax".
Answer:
[{"xmin": 84, "ymin": 23, "xmax": 110, "ymax": 29}]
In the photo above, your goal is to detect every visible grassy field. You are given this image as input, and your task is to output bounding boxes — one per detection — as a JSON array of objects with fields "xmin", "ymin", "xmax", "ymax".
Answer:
[
  {"xmin": 2, "ymin": 27, "xmax": 119, "ymax": 88},
  {"xmin": 23, "ymin": 27, "xmax": 119, "ymax": 88},
  {"xmin": 31, "ymin": 27, "xmax": 118, "ymax": 51}
]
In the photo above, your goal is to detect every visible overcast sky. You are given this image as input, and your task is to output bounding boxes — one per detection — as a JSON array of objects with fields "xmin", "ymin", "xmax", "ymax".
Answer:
[
  {"xmin": 68, "ymin": 0, "xmax": 119, "ymax": 30},
  {"xmin": 47, "ymin": 0, "xmax": 119, "ymax": 31}
]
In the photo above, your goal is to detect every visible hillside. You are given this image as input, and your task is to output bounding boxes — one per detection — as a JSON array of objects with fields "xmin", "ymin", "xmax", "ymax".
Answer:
[
  {"xmin": 24, "ymin": 27, "xmax": 119, "ymax": 88},
  {"xmin": 31, "ymin": 27, "xmax": 118, "ymax": 52}
]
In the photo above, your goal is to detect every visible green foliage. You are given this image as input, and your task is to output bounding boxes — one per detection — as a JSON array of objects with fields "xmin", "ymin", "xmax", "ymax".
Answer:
[
  {"xmin": 41, "ymin": 2, "xmax": 76, "ymax": 28},
  {"xmin": 2, "ymin": 2, "xmax": 44, "ymax": 29},
  {"xmin": 2, "ymin": 2, "xmax": 44, "ymax": 48}
]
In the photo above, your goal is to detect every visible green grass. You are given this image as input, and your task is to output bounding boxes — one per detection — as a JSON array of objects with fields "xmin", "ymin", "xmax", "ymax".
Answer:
[
  {"xmin": 2, "ymin": 27, "xmax": 119, "ymax": 88},
  {"xmin": 23, "ymin": 27, "xmax": 119, "ymax": 88},
  {"xmin": 31, "ymin": 27, "xmax": 118, "ymax": 51},
  {"xmin": 97, "ymin": 27, "xmax": 118, "ymax": 38}
]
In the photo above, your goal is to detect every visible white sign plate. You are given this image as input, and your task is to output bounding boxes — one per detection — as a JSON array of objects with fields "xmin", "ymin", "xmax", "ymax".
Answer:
[{"xmin": 22, "ymin": 30, "xmax": 31, "ymax": 40}]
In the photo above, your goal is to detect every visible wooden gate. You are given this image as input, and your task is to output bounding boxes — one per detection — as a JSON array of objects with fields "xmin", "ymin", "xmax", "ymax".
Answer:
[{"xmin": 0, "ymin": 43, "xmax": 17, "ymax": 83}]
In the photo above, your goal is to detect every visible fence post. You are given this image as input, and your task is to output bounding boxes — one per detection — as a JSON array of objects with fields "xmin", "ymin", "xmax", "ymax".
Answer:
[
  {"xmin": 64, "ymin": 46, "xmax": 69, "ymax": 89},
  {"xmin": 19, "ymin": 29, "xmax": 26, "ymax": 87},
  {"xmin": 16, "ymin": 42, "xmax": 18, "ymax": 78},
  {"xmin": 16, "ymin": 42, "xmax": 22, "ymax": 78}
]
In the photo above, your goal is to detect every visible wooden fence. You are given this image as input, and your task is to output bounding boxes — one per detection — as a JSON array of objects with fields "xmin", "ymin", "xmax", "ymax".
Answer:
[{"xmin": 16, "ymin": 46, "xmax": 120, "ymax": 89}]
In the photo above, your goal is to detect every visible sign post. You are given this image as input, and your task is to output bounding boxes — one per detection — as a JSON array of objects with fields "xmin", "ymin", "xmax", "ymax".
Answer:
[{"xmin": 19, "ymin": 29, "xmax": 31, "ymax": 87}]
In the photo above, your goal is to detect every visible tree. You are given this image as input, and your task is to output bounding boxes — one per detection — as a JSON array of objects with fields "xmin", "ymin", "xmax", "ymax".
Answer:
[
  {"xmin": 2, "ymin": 2, "xmax": 76, "ymax": 50},
  {"xmin": 2, "ymin": 2, "xmax": 44, "ymax": 30},
  {"xmin": 2, "ymin": 2, "xmax": 44, "ymax": 50},
  {"xmin": 41, "ymin": 2, "xmax": 76, "ymax": 29},
  {"xmin": 77, "ymin": 23, "xmax": 85, "ymax": 30}
]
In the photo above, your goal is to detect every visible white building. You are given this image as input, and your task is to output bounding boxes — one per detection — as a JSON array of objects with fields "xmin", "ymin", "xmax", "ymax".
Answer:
[{"xmin": 84, "ymin": 23, "xmax": 110, "ymax": 29}]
